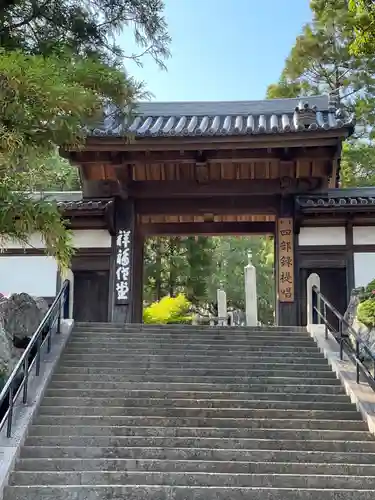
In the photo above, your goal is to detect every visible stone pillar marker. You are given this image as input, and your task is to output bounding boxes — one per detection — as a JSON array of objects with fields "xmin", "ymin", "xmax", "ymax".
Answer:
[
  {"xmin": 217, "ymin": 287, "xmax": 227, "ymax": 327},
  {"xmin": 245, "ymin": 251, "xmax": 258, "ymax": 326}
]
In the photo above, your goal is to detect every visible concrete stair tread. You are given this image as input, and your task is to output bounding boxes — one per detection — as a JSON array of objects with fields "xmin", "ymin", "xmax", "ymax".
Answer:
[
  {"xmin": 14, "ymin": 458, "xmax": 375, "ymax": 474},
  {"xmin": 22, "ymin": 436, "xmax": 375, "ymax": 452},
  {"xmin": 5, "ymin": 485, "xmax": 375, "ymax": 500},
  {"xmin": 44, "ymin": 390, "xmax": 349, "ymax": 401},
  {"xmin": 33, "ymin": 416, "xmax": 367, "ymax": 430},
  {"xmin": 5, "ymin": 323, "xmax": 375, "ymax": 499},
  {"xmin": 38, "ymin": 398, "xmax": 354, "ymax": 410},
  {"xmin": 9, "ymin": 470, "xmax": 375, "ymax": 488},
  {"xmin": 36, "ymin": 407, "xmax": 361, "ymax": 419},
  {"xmin": 19, "ymin": 446, "xmax": 375, "ymax": 463},
  {"xmin": 27, "ymin": 425, "xmax": 373, "ymax": 440},
  {"xmin": 47, "ymin": 381, "xmax": 344, "ymax": 392}
]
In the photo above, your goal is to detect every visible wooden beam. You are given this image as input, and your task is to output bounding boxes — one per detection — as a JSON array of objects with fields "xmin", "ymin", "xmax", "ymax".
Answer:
[
  {"xmin": 81, "ymin": 132, "xmax": 344, "ymax": 152},
  {"xmin": 71, "ymin": 146, "xmax": 336, "ymax": 165},
  {"xmin": 136, "ymin": 196, "xmax": 279, "ymax": 215},
  {"xmin": 140, "ymin": 221, "xmax": 275, "ymax": 236},
  {"xmin": 130, "ymin": 179, "xmax": 322, "ymax": 199}
]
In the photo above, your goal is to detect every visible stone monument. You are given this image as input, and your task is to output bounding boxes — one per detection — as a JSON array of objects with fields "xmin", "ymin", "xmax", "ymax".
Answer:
[{"xmin": 245, "ymin": 251, "xmax": 258, "ymax": 326}]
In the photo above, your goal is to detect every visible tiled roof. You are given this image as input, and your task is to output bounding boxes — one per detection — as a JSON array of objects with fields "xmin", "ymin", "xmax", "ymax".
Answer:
[
  {"xmin": 296, "ymin": 188, "xmax": 375, "ymax": 210},
  {"xmin": 30, "ymin": 192, "xmax": 112, "ymax": 212},
  {"xmin": 88, "ymin": 95, "xmax": 355, "ymax": 138}
]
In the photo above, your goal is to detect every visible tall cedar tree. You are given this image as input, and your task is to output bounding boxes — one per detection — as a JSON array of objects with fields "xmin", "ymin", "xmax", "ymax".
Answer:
[
  {"xmin": 0, "ymin": 1, "xmax": 170, "ymax": 268},
  {"xmin": 266, "ymin": 0, "xmax": 375, "ymax": 188}
]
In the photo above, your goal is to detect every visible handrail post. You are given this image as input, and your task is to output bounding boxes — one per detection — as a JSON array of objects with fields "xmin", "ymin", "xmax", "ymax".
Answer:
[
  {"xmin": 6, "ymin": 382, "xmax": 14, "ymax": 438},
  {"xmin": 22, "ymin": 357, "xmax": 29, "ymax": 404},
  {"xmin": 356, "ymin": 339, "xmax": 360, "ymax": 383},
  {"xmin": 339, "ymin": 319, "xmax": 344, "ymax": 360},
  {"xmin": 323, "ymin": 302, "xmax": 328, "ymax": 339},
  {"xmin": 35, "ymin": 334, "xmax": 41, "ymax": 377}
]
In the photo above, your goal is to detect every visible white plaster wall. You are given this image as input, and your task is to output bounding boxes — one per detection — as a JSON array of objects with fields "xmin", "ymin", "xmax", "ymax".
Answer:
[
  {"xmin": 354, "ymin": 252, "xmax": 375, "ymax": 288},
  {"xmin": 353, "ymin": 226, "xmax": 375, "ymax": 246},
  {"xmin": 298, "ymin": 226, "xmax": 346, "ymax": 246},
  {"xmin": 3, "ymin": 229, "xmax": 111, "ymax": 250},
  {"xmin": 0, "ymin": 256, "xmax": 58, "ymax": 296}
]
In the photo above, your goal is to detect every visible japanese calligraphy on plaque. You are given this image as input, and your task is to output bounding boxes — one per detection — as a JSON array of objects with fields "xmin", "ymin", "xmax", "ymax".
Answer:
[
  {"xmin": 277, "ymin": 218, "xmax": 294, "ymax": 302},
  {"xmin": 115, "ymin": 229, "xmax": 131, "ymax": 305}
]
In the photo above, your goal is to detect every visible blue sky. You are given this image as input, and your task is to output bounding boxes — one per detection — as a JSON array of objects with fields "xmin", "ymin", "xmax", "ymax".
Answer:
[{"xmin": 120, "ymin": 0, "xmax": 312, "ymax": 102}]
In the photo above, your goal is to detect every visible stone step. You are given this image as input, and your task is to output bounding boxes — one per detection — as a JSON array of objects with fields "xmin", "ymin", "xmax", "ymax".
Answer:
[
  {"xmin": 27, "ymin": 425, "xmax": 372, "ymax": 441},
  {"xmin": 63, "ymin": 348, "xmax": 325, "ymax": 359},
  {"xmin": 47, "ymin": 381, "xmax": 344, "ymax": 393},
  {"xmin": 70, "ymin": 332, "xmax": 312, "ymax": 341},
  {"xmin": 37, "ymin": 406, "xmax": 361, "ymax": 420},
  {"xmin": 50, "ymin": 374, "xmax": 342, "ymax": 384},
  {"xmin": 44, "ymin": 389, "xmax": 349, "ymax": 402},
  {"xmin": 69, "ymin": 337, "xmax": 315, "ymax": 346},
  {"xmin": 38, "ymin": 396, "xmax": 355, "ymax": 411},
  {"xmin": 22, "ymin": 436, "xmax": 375, "ymax": 453},
  {"xmin": 74, "ymin": 323, "xmax": 307, "ymax": 332},
  {"xmin": 56, "ymin": 365, "xmax": 334, "ymax": 377},
  {"xmin": 4, "ymin": 486, "xmax": 375, "ymax": 500},
  {"xmin": 33, "ymin": 416, "xmax": 367, "ymax": 431},
  {"xmin": 61, "ymin": 355, "xmax": 329, "ymax": 366},
  {"xmin": 65, "ymin": 344, "xmax": 320, "ymax": 353},
  {"xmin": 54, "ymin": 366, "xmax": 335, "ymax": 378},
  {"xmin": 6, "ymin": 485, "xmax": 375, "ymax": 500},
  {"xmin": 19, "ymin": 446, "xmax": 375, "ymax": 464},
  {"xmin": 9, "ymin": 470, "xmax": 375, "ymax": 489},
  {"xmin": 14, "ymin": 458, "xmax": 375, "ymax": 475}
]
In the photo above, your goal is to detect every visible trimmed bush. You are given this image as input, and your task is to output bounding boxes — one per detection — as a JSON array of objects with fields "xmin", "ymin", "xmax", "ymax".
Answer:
[
  {"xmin": 143, "ymin": 294, "xmax": 192, "ymax": 324},
  {"xmin": 357, "ymin": 298, "xmax": 375, "ymax": 328}
]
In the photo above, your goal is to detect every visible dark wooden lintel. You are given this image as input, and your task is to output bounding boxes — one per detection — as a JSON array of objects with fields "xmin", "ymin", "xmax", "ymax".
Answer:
[
  {"xmin": 130, "ymin": 179, "xmax": 321, "ymax": 199},
  {"xmin": 140, "ymin": 221, "xmax": 275, "ymax": 236},
  {"xmin": 71, "ymin": 146, "xmax": 336, "ymax": 165},
  {"xmin": 136, "ymin": 196, "xmax": 278, "ymax": 216}
]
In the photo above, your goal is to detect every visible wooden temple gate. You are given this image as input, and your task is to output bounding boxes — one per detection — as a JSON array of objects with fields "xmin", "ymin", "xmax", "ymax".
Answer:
[{"xmin": 66, "ymin": 96, "xmax": 354, "ymax": 326}]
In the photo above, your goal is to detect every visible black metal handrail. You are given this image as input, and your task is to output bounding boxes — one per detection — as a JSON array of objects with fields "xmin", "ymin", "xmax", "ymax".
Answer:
[
  {"xmin": 312, "ymin": 284, "xmax": 375, "ymax": 390},
  {"xmin": 0, "ymin": 279, "xmax": 70, "ymax": 437}
]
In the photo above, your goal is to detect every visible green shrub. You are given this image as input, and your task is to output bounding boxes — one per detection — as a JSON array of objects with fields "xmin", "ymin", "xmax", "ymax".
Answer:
[
  {"xmin": 357, "ymin": 298, "xmax": 375, "ymax": 328},
  {"xmin": 143, "ymin": 294, "xmax": 192, "ymax": 324}
]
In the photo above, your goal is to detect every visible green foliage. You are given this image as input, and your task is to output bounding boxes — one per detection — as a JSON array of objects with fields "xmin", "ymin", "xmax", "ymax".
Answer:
[
  {"xmin": 0, "ymin": 50, "xmax": 144, "ymax": 269},
  {"xmin": 357, "ymin": 298, "xmax": 375, "ymax": 327},
  {"xmin": 0, "ymin": 0, "xmax": 170, "ymax": 269},
  {"xmin": 266, "ymin": 0, "xmax": 375, "ymax": 138},
  {"xmin": 143, "ymin": 236, "xmax": 215, "ymax": 305},
  {"xmin": 143, "ymin": 236, "xmax": 275, "ymax": 325},
  {"xmin": 0, "ymin": 0, "xmax": 171, "ymax": 68},
  {"xmin": 340, "ymin": 142, "xmax": 375, "ymax": 187},
  {"xmin": 349, "ymin": 0, "xmax": 375, "ymax": 56},
  {"xmin": 143, "ymin": 294, "xmax": 192, "ymax": 325}
]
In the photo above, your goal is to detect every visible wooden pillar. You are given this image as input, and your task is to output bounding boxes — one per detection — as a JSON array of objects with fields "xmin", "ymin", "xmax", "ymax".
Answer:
[
  {"xmin": 276, "ymin": 196, "xmax": 298, "ymax": 326},
  {"xmin": 109, "ymin": 197, "xmax": 143, "ymax": 323}
]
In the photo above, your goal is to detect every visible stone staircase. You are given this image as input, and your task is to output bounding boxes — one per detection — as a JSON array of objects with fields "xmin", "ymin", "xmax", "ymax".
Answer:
[{"xmin": 4, "ymin": 323, "xmax": 375, "ymax": 499}]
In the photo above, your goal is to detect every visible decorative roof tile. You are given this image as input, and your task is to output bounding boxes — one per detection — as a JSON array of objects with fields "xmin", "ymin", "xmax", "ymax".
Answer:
[
  {"xmin": 88, "ymin": 95, "xmax": 355, "ymax": 138},
  {"xmin": 296, "ymin": 188, "xmax": 375, "ymax": 210},
  {"xmin": 30, "ymin": 192, "xmax": 112, "ymax": 212}
]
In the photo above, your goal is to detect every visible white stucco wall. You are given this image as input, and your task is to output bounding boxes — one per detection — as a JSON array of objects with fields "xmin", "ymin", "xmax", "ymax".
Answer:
[
  {"xmin": 0, "ymin": 229, "xmax": 111, "ymax": 302},
  {"xmin": 298, "ymin": 226, "xmax": 346, "ymax": 246},
  {"xmin": 353, "ymin": 226, "xmax": 375, "ymax": 246},
  {"xmin": 354, "ymin": 252, "xmax": 375, "ymax": 288},
  {"xmin": 0, "ymin": 256, "xmax": 58, "ymax": 296}
]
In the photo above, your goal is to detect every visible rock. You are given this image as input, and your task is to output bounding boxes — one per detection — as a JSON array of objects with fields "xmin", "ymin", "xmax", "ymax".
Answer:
[
  {"xmin": 0, "ymin": 293, "xmax": 48, "ymax": 342},
  {"xmin": 0, "ymin": 322, "xmax": 19, "ymax": 379},
  {"xmin": 343, "ymin": 292, "xmax": 375, "ymax": 360}
]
